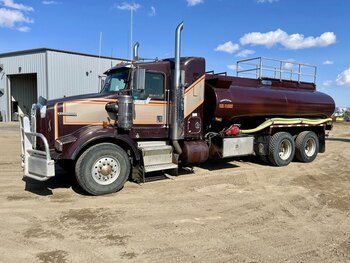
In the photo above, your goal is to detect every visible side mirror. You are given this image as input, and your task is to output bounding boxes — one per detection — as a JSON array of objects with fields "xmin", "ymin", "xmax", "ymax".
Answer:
[
  {"xmin": 134, "ymin": 68, "xmax": 146, "ymax": 92},
  {"xmin": 99, "ymin": 76, "xmax": 106, "ymax": 92}
]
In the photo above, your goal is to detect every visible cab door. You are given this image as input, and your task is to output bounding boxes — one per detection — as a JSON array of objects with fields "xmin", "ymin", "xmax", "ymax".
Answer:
[{"xmin": 131, "ymin": 70, "xmax": 169, "ymax": 139}]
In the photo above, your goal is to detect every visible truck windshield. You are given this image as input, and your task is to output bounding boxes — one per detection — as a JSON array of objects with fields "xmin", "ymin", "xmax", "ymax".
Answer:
[{"xmin": 101, "ymin": 68, "xmax": 129, "ymax": 93}]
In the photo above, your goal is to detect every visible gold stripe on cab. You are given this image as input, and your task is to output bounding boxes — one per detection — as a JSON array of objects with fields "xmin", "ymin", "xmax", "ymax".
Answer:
[
  {"xmin": 184, "ymin": 75, "xmax": 205, "ymax": 117},
  {"xmin": 57, "ymin": 74, "xmax": 205, "ymax": 129}
]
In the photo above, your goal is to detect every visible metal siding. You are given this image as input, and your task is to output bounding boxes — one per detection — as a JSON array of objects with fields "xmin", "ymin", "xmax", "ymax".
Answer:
[
  {"xmin": 47, "ymin": 51, "xmax": 121, "ymax": 99},
  {"xmin": 0, "ymin": 52, "xmax": 46, "ymax": 121},
  {"xmin": 0, "ymin": 50, "xmax": 122, "ymax": 121}
]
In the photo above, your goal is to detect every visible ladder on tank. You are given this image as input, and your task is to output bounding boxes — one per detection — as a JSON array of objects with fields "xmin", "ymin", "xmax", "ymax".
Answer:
[{"xmin": 236, "ymin": 57, "xmax": 317, "ymax": 84}]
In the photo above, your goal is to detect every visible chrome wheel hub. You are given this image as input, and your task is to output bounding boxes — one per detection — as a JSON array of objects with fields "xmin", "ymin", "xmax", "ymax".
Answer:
[
  {"xmin": 92, "ymin": 156, "xmax": 120, "ymax": 185},
  {"xmin": 305, "ymin": 138, "xmax": 316, "ymax": 157},
  {"xmin": 279, "ymin": 139, "xmax": 292, "ymax": 160}
]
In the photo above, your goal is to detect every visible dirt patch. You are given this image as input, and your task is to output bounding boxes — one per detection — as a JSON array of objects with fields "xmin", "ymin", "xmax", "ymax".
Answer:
[
  {"xmin": 7, "ymin": 194, "xmax": 36, "ymax": 201},
  {"xmin": 36, "ymin": 250, "xmax": 68, "ymax": 263},
  {"xmin": 23, "ymin": 226, "xmax": 64, "ymax": 240},
  {"xmin": 120, "ymin": 251, "xmax": 138, "ymax": 259},
  {"xmin": 337, "ymin": 237, "xmax": 350, "ymax": 258},
  {"xmin": 102, "ymin": 234, "xmax": 130, "ymax": 246}
]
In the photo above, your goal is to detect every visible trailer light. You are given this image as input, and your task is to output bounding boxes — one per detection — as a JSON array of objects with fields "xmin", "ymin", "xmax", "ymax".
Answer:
[
  {"xmin": 55, "ymin": 139, "xmax": 63, "ymax": 152},
  {"xmin": 225, "ymin": 125, "xmax": 240, "ymax": 136}
]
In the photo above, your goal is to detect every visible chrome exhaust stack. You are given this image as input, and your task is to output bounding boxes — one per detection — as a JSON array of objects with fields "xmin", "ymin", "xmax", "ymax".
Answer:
[
  {"xmin": 133, "ymin": 42, "xmax": 139, "ymax": 61},
  {"xmin": 171, "ymin": 22, "xmax": 184, "ymax": 154}
]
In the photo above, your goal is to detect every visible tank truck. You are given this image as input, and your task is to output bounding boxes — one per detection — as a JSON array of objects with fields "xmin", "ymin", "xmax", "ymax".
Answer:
[{"xmin": 20, "ymin": 22, "xmax": 335, "ymax": 195}]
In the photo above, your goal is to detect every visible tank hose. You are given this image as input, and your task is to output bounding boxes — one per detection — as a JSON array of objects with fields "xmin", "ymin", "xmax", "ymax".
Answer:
[{"xmin": 240, "ymin": 117, "xmax": 332, "ymax": 134}]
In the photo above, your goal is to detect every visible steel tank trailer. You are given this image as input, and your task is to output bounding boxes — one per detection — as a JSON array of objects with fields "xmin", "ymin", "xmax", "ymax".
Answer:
[{"xmin": 204, "ymin": 76, "xmax": 335, "ymax": 127}]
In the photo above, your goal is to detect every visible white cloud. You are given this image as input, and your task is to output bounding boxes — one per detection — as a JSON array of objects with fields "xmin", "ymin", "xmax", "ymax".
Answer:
[
  {"xmin": 149, "ymin": 6, "xmax": 156, "ymax": 16},
  {"xmin": 322, "ymin": 68, "xmax": 350, "ymax": 88},
  {"xmin": 215, "ymin": 41, "xmax": 239, "ymax": 54},
  {"xmin": 280, "ymin": 59, "xmax": 295, "ymax": 70},
  {"xmin": 323, "ymin": 80, "xmax": 333, "ymax": 87},
  {"xmin": 240, "ymin": 28, "xmax": 286, "ymax": 48},
  {"xmin": 236, "ymin": 49, "xmax": 255, "ymax": 58},
  {"xmin": 116, "ymin": 2, "xmax": 140, "ymax": 11},
  {"xmin": 283, "ymin": 32, "xmax": 336, "ymax": 50},
  {"xmin": 0, "ymin": 1, "xmax": 34, "ymax": 31},
  {"xmin": 336, "ymin": 68, "xmax": 350, "ymax": 87},
  {"xmin": 42, "ymin": 1, "xmax": 58, "ymax": 5},
  {"xmin": 240, "ymin": 29, "xmax": 336, "ymax": 50},
  {"xmin": 0, "ymin": 7, "xmax": 33, "ymax": 30},
  {"xmin": 187, "ymin": 0, "xmax": 203, "ymax": 7},
  {"xmin": 227, "ymin": 64, "xmax": 236, "ymax": 71},
  {"xmin": 17, "ymin": 25, "xmax": 29, "ymax": 31},
  {"xmin": 323, "ymin": 60, "xmax": 334, "ymax": 65},
  {"xmin": 283, "ymin": 62, "xmax": 294, "ymax": 70},
  {"xmin": 257, "ymin": 0, "xmax": 278, "ymax": 3},
  {"xmin": 1, "ymin": 0, "xmax": 33, "ymax": 12},
  {"xmin": 228, "ymin": 64, "xmax": 243, "ymax": 72}
]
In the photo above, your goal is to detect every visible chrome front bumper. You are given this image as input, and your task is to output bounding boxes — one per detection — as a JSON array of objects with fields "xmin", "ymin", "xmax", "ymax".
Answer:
[{"xmin": 19, "ymin": 115, "xmax": 55, "ymax": 181}]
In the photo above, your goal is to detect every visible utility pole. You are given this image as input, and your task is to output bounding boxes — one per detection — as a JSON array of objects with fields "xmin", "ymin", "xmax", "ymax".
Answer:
[
  {"xmin": 130, "ymin": 8, "xmax": 133, "ymax": 61},
  {"xmin": 98, "ymin": 32, "xmax": 102, "ymax": 91}
]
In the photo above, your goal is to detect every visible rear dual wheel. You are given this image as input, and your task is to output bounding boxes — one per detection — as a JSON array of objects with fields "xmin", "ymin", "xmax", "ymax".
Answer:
[
  {"xmin": 268, "ymin": 131, "xmax": 319, "ymax": 166},
  {"xmin": 295, "ymin": 131, "xmax": 319, "ymax": 163},
  {"xmin": 268, "ymin": 132, "xmax": 295, "ymax": 167}
]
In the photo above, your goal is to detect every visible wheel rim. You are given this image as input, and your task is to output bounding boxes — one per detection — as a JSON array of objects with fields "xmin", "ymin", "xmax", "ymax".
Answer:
[
  {"xmin": 304, "ymin": 137, "xmax": 316, "ymax": 157},
  {"xmin": 91, "ymin": 156, "xmax": 121, "ymax": 185},
  {"xmin": 279, "ymin": 139, "xmax": 292, "ymax": 160}
]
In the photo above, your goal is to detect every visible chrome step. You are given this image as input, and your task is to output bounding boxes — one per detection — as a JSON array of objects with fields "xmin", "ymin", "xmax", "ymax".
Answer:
[
  {"xmin": 144, "ymin": 163, "xmax": 178, "ymax": 173},
  {"xmin": 138, "ymin": 141, "xmax": 175, "ymax": 167},
  {"xmin": 137, "ymin": 141, "xmax": 178, "ymax": 177}
]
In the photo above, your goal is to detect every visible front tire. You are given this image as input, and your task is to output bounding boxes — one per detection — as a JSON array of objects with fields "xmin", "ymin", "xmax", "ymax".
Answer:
[
  {"xmin": 295, "ymin": 131, "xmax": 319, "ymax": 163},
  {"xmin": 75, "ymin": 143, "xmax": 130, "ymax": 195},
  {"xmin": 268, "ymin": 132, "xmax": 295, "ymax": 166}
]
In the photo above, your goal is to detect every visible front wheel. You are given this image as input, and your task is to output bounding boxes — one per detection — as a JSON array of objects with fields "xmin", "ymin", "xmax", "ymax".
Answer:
[
  {"xmin": 295, "ymin": 131, "xmax": 319, "ymax": 163},
  {"xmin": 268, "ymin": 132, "xmax": 295, "ymax": 167},
  {"xmin": 75, "ymin": 143, "xmax": 130, "ymax": 195}
]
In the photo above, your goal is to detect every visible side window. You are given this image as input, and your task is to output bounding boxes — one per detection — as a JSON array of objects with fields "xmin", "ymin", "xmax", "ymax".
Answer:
[{"xmin": 144, "ymin": 72, "xmax": 165, "ymax": 100}]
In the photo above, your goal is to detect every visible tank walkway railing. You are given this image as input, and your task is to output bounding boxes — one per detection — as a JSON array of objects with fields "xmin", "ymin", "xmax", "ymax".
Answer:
[{"xmin": 236, "ymin": 57, "xmax": 317, "ymax": 84}]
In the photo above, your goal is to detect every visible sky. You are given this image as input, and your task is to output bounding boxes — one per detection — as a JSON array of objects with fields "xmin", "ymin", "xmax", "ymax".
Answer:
[{"xmin": 0, "ymin": 0, "xmax": 349, "ymax": 107}]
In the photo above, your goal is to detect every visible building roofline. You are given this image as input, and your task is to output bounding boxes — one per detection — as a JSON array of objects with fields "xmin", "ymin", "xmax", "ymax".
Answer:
[{"xmin": 0, "ymin": 48, "xmax": 128, "ymax": 61}]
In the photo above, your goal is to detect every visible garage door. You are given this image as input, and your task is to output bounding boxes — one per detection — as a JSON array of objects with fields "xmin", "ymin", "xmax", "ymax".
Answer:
[{"xmin": 10, "ymin": 74, "xmax": 37, "ymax": 121}]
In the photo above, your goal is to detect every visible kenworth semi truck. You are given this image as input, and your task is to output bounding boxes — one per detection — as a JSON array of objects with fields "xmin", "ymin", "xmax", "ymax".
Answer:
[{"xmin": 20, "ymin": 22, "xmax": 335, "ymax": 195}]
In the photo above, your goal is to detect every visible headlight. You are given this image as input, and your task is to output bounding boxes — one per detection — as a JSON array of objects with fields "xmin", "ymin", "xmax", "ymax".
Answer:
[
  {"xmin": 55, "ymin": 135, "xmax": 77, "ymax": 152},
  {"xmin": 55, "ymin": 139, "xmax": 63, "ymax": 152}
]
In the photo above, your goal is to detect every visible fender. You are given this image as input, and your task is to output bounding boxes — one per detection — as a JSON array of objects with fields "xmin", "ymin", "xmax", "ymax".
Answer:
[{"xmin": 59, "ymin": 125, "xmax": 140, "ymax": 163}]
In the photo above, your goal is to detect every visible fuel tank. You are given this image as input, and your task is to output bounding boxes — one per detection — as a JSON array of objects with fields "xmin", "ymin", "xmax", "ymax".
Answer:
[{"xmin": 205, "ymin": 76, "xmax": 335, "ymax": 121}]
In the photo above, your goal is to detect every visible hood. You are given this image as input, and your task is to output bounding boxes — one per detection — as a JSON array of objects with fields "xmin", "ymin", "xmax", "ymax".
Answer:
[{"xmin": 46, "ymin": 92, "xmax": 117, "ymax": 107}]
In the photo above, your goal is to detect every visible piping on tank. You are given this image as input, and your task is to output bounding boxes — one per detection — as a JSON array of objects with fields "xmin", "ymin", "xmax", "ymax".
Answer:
[{"xmin": 240, "ymin": 117, "xmax": 333, "ymax": 134}]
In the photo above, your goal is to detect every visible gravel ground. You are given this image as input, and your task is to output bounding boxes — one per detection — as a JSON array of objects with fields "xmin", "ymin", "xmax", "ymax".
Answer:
[{"xmin": 0, "ymin": 122, "xmax": 349, "ymax": 263}]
